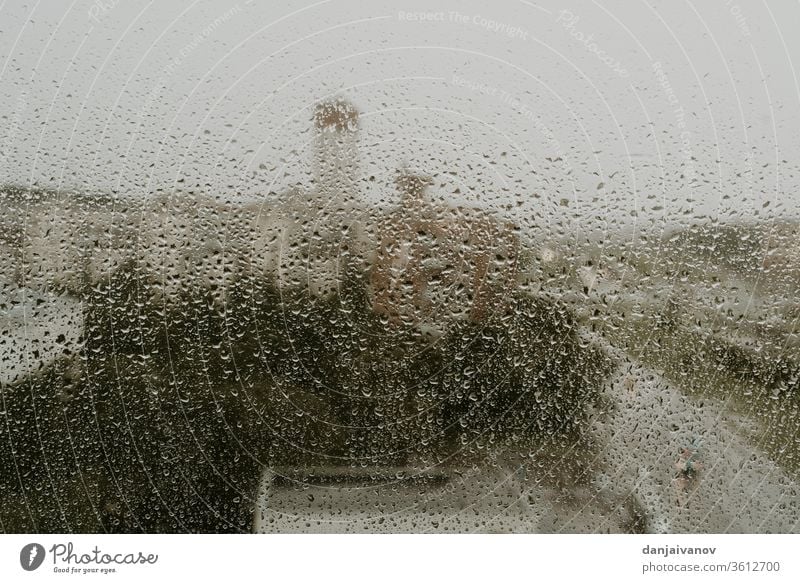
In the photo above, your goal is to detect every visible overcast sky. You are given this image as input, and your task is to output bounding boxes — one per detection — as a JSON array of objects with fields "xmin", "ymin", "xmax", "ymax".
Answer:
[{"xmin": 2, "ymin": 0, "xmax": 799, "ymax": 238}]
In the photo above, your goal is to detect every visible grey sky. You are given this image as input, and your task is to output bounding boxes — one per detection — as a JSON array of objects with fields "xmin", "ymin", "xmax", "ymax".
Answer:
[{"xmin": 1, "ymin": 0, "xmax": 799, "ymax": 237}]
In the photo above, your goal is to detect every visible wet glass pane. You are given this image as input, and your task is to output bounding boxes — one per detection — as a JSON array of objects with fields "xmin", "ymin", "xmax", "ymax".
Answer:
[{"xmin": 1, "ymin": 0, "xmax": 799, "ymax": 535}]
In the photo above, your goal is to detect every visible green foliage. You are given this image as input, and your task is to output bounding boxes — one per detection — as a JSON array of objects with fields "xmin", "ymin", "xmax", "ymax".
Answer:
[{"xmin": 2, "ymin": 264, "xmax": 611, "ymax": 532}]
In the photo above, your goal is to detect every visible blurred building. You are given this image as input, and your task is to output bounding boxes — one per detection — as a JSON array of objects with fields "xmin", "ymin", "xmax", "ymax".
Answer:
[
  {"xmin": 9, "ymin": 97, "xmax": 523, "ymax": 330},
  {"xmin": 370, "ymin": 169, "xmax": 520, "ymax": 330}
]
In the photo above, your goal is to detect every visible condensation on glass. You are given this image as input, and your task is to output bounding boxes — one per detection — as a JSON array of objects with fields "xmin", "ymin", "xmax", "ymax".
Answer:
[{"xmin": 2, "ymin": 99, "xmax": 799, "ymax": 533}]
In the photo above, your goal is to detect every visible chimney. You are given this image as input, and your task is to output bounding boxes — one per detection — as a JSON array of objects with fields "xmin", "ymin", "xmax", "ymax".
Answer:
[{"xmin": 313, "ymin": 98, "xmax": 359, "ymax": 199}]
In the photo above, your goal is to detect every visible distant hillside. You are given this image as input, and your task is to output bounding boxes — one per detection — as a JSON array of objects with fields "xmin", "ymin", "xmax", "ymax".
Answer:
[{"xmin": 661, "ymin": 221, "xmax": 767, "ymax": 275}]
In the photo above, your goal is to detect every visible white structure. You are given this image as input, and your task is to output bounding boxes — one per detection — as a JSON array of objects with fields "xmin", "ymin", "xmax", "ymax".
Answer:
[{"xmin": 313, "ymin": 98, "xmax": 359, "ymax": 200}]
